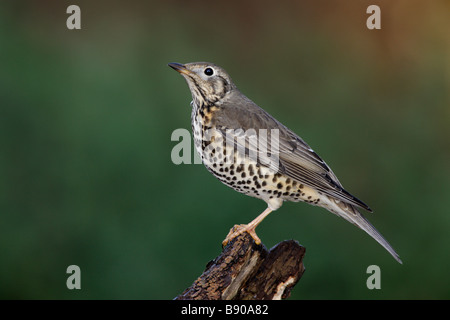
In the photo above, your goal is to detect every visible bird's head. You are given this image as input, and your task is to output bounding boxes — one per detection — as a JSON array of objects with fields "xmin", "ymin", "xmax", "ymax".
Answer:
[{"xmin": 168, "ymin": 62, "xmax": 236, "ymax": 107}]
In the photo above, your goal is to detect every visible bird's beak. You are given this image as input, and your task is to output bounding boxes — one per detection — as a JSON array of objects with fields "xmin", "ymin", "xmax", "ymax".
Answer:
[{"xmin": 168, "ymin": 62, "xmax": 191, "ymax": 76}]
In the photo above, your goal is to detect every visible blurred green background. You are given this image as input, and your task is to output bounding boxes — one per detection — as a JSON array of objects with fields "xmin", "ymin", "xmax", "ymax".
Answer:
[{"xmin": 0, "ymin": 0, "xmax": 449, "ymax": 299}]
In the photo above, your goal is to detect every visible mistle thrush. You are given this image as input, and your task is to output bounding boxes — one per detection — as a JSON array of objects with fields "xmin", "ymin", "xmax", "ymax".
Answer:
[{"xmin": 168, "ymin": 62, "xmax": 401, "ymax": 264}]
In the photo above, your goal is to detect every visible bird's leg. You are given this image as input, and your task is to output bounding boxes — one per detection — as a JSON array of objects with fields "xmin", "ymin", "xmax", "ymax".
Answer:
[{"xmin": 222, "ymin": 207, "xmax": 273, "ymax": 246}]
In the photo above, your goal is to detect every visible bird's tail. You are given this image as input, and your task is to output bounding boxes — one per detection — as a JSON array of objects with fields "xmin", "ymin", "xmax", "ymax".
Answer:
[{"xmin": 327, "ymin": 197, "xmax": 402, "ymax": 264}]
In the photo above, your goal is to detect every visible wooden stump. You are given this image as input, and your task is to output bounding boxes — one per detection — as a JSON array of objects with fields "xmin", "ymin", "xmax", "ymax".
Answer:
[{"xmin": 174, "ymin": 233, "xmax": 306, "ymax": 300}]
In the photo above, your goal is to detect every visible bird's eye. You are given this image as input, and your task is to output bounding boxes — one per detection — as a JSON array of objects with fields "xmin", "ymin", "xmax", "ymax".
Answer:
[{"xmin": 204, "ymin": 67, "xmax": 214, "ymax": 76}]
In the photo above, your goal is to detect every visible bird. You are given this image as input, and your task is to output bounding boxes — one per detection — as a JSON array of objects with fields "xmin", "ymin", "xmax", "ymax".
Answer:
[{"xmin": 168, "ymin": 61, "xmax": 402, "ymax": 264}]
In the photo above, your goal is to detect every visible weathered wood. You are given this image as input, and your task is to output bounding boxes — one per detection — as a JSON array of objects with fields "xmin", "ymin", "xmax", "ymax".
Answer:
[{"xmin": 174, "ymin": 233, "xmax": 305, "ymax": 300}]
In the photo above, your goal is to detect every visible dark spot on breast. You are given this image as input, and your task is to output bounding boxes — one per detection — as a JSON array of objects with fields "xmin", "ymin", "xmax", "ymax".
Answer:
[{"xmin": 202, "ymin": 140, "xmax": 211, "ymax": 148}]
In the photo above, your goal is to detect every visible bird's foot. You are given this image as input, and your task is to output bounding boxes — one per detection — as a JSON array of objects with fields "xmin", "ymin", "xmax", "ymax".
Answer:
[{"xmin": 222, "ymin": 224, "xmax": 261, "ymax": 247}]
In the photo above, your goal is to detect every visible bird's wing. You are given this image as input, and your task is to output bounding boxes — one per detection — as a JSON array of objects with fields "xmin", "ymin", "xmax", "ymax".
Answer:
[{"xmin": 214, "ymin": 96, "xmax": 372, "ymax": 212}]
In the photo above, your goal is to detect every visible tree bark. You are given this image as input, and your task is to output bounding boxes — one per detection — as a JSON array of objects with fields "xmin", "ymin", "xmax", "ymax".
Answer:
[{"xmin": 174, "ymin": 233, "xmax": 305, "ymax": 300}]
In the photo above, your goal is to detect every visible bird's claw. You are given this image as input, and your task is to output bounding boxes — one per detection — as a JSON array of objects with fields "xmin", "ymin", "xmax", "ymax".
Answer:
[{"xmin": 222, "ymin": 224, "xmax": 261, "ymax": 247}]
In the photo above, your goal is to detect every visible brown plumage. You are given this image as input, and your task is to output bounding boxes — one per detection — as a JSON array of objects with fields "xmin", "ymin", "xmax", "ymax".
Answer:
[{"xmin": 169, "ymin": 62, "xmax": 401, "ymax": 263}]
